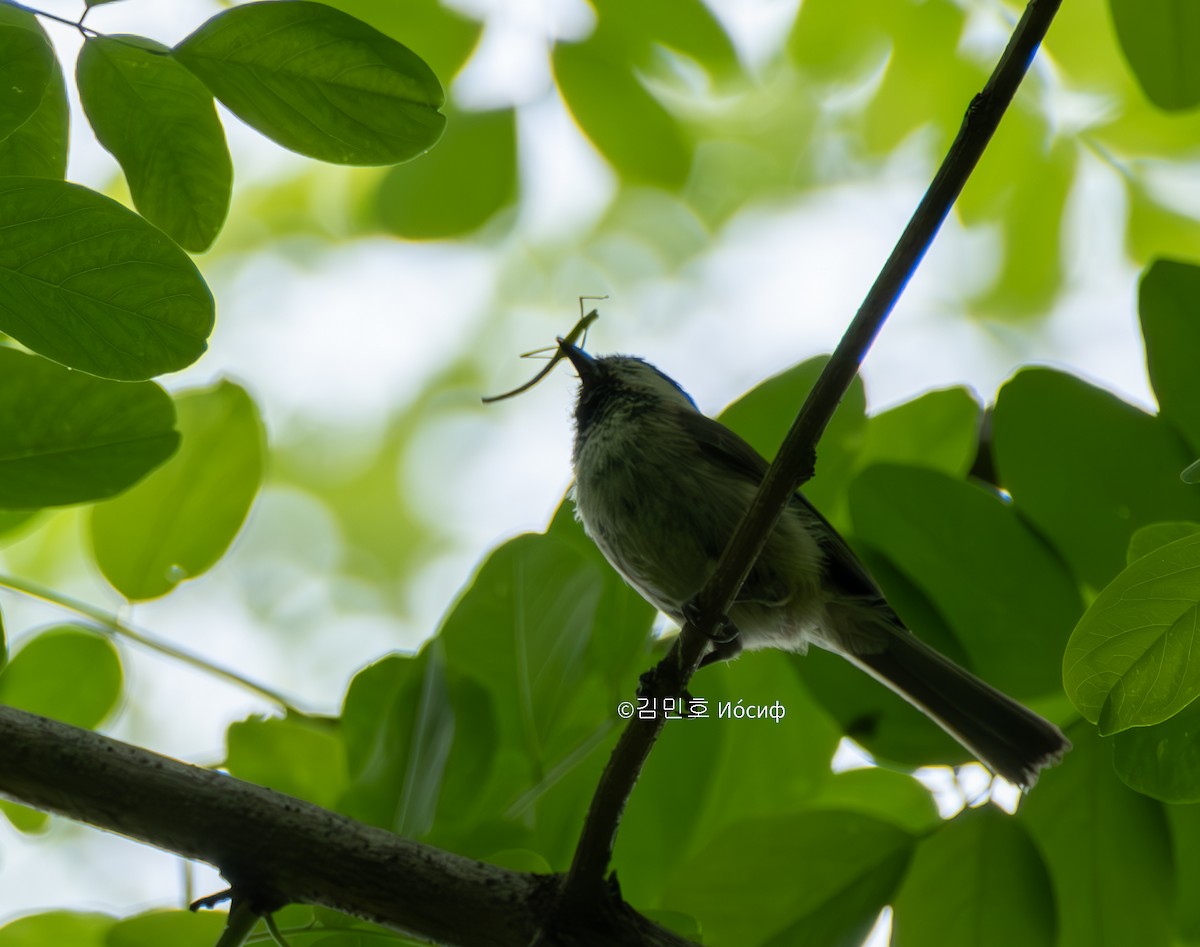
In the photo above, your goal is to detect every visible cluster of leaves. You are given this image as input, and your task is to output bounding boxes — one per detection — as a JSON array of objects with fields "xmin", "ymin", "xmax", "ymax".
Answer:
[
  {"xmin": 0, "ymin": 0, "xmax": 445, "ymax": 812},
  {"xmin": 11, "ymin": 252, "xmax": 1200, "ymax": 946},
  {"xmin": 206, "ymin": 0, "xmax": 1200, "ymax": 329},
  {"xmin": 5, "ymin": 1, "xmax": 1200, "ymax": 946}
]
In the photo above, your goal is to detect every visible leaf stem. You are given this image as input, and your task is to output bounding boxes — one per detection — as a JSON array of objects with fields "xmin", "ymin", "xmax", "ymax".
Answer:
[
  {"xmin": 4, "ymin": 0, "xmax": 96, "ymax": 37},
  {"xmin": 0, "ymin": 573, "xmax": 303, "ymax": 714}
]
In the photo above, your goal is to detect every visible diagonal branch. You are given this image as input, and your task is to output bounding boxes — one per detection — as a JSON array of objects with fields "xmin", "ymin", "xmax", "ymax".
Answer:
[{"xmin": 560, "ymin": 0, "xmax": 1064, "ymax": 908}]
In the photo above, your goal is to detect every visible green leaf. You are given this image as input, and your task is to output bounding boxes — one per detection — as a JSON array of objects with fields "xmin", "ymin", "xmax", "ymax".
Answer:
[
  {"xmin": 0, "ymin": 509, "xmax": 40, "ymax": 542},
  {"xmin": 850, "ymin": 464, "xmax": 1082, "ymax": 698},
  {"xmin": 0, "ymin": 605, "xmax": 5, "ymax": 670},
  {"xmin": 1167, "ymin": 803, "xmax": 1200, "ymax": 940},
  {"xmin": 225, "ymin": 714, "xmax": 347, "ymax": 810},
  {"xmin": 970, "ymin": 139, "xmax": 1074, "ymax": 316},
  {"xmin": 339, "ymin": 643, "xmax": 495, "ymax": 837},
  {"xmin": 89, "ymin": 380, "xmax": 265, "ymax": 600},
  {"xmin": 316, "ymin": 0, "xmax": 482, "ymax": 84},
  {"xmin": 799, "ymin": 768, "xmax": 941, "ymax": 837},
  {"xmin": 617, "ymin": 655, "xmax": 844, "ymax": 906},
  {"xmin": 373, "ymin": 106, "xmax": 516, "ymax": 238},
  {"xmin": 173, "ymin": 1, "xmax": 445, "ymax": 165},
  {"xmin": 77, "ymin": 35, "xmax": 232, "ymax": 252},
  {"xmin": 552, "ymin": 35, "xmax": 691, "ymax": 188},
  {"xmin": 1064, "ymin": 530, "xmax": 1200, "ymax": 733},
  {"xmin": 0, "ymin": 625, "xmax": 122, "ymax": 728},
  {"xmin": 440, "ymin": 523, "xmax": 652, "ymax": 758},
  {"xmin": 1020, "ymin": 723, "xmax": 1172, "ymax": 947},
  {"xmin": 1109, "ymin": 0, "xmax": 1200, "ymax": 110},
  {"xmin": 992, "ymin": 367, "xmax": 1200, "ymax": 587},
  {"xmin": 787, "ymin": 0, "xmax": 891, "ymax": 80},
  {"xmin": 859, "ymin": 387, "xmax": 981, "ymax": 479},
  {"xmin": 0, "ymin": 798, "xmax": 49, "ymax": 832},
  {"xmin": 794, "ymin": 562, "xmax": 973, "ymax": 771},
  {"xmin": 107, "ymin": 911, "xmax": 227, "ymax": 947},
  {"xmin": 0, "ymin": 912, "xmax": 114, "ymax": 946},
  {"xmin": 0, "ymin": 21, "xmax": 67, "ymax": 179},
  {"xmin": 892, "ymin": 808, "xmax": 1055, "ymax": 947},
  {"xmin": 589, "ymin": 0, "xmax": 739, "ymax": 79},
  {"xmin": 0, "ymin": 348, "xmax": 179, "ymax": 509},
  {"xmin": 1140, "ymin": 259, "xmax": 1200, "ymax": 453},
  {"xmin": 718, "ymin": 356, "xmax": 867, "ymax": 526},
  {"xmin": 0, "ymin": 4, "xmax": 53, "ymax": 140},
  {"xmin": 1127, "ymin": 521, "xmax": 1200, "ymax": 565},
  {"xmin": 1112, "ymin": 696, "xmax": 1200, "ymax": 802},
  {"xmin": 0, "ymin": 178, "xmax": 214, "ymax": 380},
  {"xmin": 429, "ymin": 517, "xmax": 652, "ymax": 861},
  {"xmin": 662, "ymin": 809, "xmax": 914, "ymax": 946}
]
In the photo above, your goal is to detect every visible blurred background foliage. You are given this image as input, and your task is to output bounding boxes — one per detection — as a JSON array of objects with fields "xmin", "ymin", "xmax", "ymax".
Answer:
[{"xmin": 4, "ymin": 0, "xmax": 1200, "ymax": 944}]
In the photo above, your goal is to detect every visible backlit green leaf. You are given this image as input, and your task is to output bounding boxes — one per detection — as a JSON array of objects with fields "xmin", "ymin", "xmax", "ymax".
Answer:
[
  {"xmin": 1113, "ymin": 697, "xmax": 1200, "ymax": 802},
  {"xmin": 0, "ymin": 625, "xmax": 122, "ymax": 729},
  {"xmin": 317, "ymin": 0, "xmax": 482, "ymax": 83},
  {"xmin": 1110, "ymin": 0, "xmax": 1200, "ymax": 110},
  {"xmin": 173, "ymin": 1, "xmax": 445, "ymax": 165},
  {"xmin": 718, "ymin": 356, "xmax": 867, "ymax": 526},
  {"xmin": 1064, "ymin": 530, "xmax": 1200, "ymax": 733},
  {"xmin": 850, "ymin": 464, "xmax": 1081, "ymax": 698},
  {"xmin": 107, "ymin": 911, "xmax": 227, "ymax": 947},
  {"xmin": 340, "ymin": 642, "xmax": 495, "ymax": 837},
  {"xmin": 859, "ymin": 387, "xmax": 981, "ymax": 479},
  {"xmin": 1167, "ymin": 804, "xmax": 1200, "ymax": 939},
  {"xmin": 0, "ymin": 17, "xmax": 66, "ymax": 179},
  {"xmin": 0, "ymin": 4, "xmax": 53, "ymax": 140},
  {"xmin": 1140, "ymin": 259, "xmax": 1200, "ymax": 453},
  {"xmin": 225, "ymin": 714, "xmax": 347, "ymax": 810},
  {"xmin": 892, "ymin": 808, "xmax": 1055, "ymax": 947},
  {"xmin": 0, "ymin": 912, "xmax": 114, "ymax": 946},
  {"xmin": 374, "ymin": 106, "xmax": 516, "ymax": 238},
  {"xmin": 0, "ymin": 348, "xmax": 178, "ymax": 509},
  {"xmin": 1127, "ymin": 521, "xmax": 1200, "ymax": 565},
  {"xmin": 0, "ymin": 178, "xmax": 214, "ymax": 379},
  {"xmin": 1021, "ymin": 723, "xmax": 1172, "ymax": 947},
  {"xmin": 993, "ymin": 367, "xmax": 1200, "ymax": 587},
  {"xmin": 90, "ymin": 381, "xmax": 265, "ymax": 600},
  {"xmin": 77, "ymin": 35, "xmax": 232, "ymax": 252},
  {"xmin": 662, "ymin": 809, "xmax": 914, "ymax": 947},
  {"xmin": 552, "ymin": 36, "xmax": 691, "ymax": 188}
]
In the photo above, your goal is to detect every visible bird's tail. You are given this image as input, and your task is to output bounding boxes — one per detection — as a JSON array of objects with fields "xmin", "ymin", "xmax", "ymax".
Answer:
[{"xmin": 832, "ymin": 611, "xmax": 1070, "ymax": 788}]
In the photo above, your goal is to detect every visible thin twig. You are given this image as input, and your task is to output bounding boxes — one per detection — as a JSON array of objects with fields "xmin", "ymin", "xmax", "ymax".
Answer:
[
  {"xmin": 0, "ymin": 573, "xmax": 303, "ymax": 714},
  {"xmin": 4, "ymin": 0, "xmax": 96, "ymax": 37},
  {"xmin": 560, "ymin": 0, "xmax": 1064, "ymax": 905}
]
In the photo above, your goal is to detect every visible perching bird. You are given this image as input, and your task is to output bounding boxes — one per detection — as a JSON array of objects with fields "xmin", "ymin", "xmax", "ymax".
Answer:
[{"xmin": 559, "ymin": 338, "xmax": 1070, "ymax": 788}]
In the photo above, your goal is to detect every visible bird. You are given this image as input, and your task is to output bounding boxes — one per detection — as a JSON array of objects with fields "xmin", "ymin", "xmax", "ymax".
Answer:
[{"xmin": 558, "ymin": 338, "xmax": 1070, "ymax": 788}]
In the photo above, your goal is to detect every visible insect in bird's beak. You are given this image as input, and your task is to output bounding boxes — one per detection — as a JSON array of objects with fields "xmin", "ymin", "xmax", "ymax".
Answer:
[{"xmin": 481, "ymin": 298, "xmax": 605, "ymax": 403}]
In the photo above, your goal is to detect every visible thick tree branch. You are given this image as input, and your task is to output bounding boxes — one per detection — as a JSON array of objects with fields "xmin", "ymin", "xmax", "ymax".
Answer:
[
  {"xmin": 562, "ymin": 0, "xmax": 1063, "ymax": 907},
  {"xmin": 0, "ymin": 706, "xmax": 696, "ymax": 947}
]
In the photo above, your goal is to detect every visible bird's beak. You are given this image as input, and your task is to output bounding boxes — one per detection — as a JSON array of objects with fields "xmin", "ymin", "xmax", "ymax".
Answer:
[{"xmin": 557, "ymin": 337, "xmax": 599, "ymax": 384}]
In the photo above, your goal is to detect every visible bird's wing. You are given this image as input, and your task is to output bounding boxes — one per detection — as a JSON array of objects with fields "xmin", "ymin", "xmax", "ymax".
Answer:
[{"xmin": 677, "ymin": 407, "xmax": 891, "ymax": 606}]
